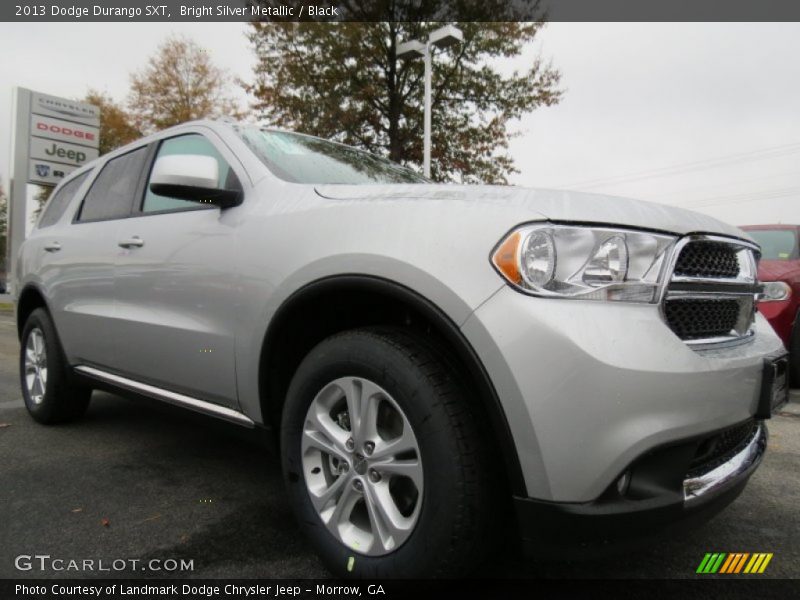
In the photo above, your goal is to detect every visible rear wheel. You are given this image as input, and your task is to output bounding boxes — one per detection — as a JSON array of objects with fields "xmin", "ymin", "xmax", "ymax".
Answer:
[
  {"xmin": 281, "ymin": 327, "xmax": 495, "ymax": 577},
  {"xmin": 20, "ymin": 308, "xmax": 91, "ymax": 424}
]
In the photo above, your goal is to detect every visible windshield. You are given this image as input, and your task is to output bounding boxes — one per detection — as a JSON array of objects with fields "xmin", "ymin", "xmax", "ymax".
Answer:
[
  {"xmin": 237, "ymin": 127, "xmax": 428, "ymax": 185},
  {"xmin": 747, "ymin": 229, "xmax": 798, "ymax": 260}
]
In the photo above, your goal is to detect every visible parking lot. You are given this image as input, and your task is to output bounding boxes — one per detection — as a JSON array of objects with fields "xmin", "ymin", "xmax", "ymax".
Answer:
[{"xmin": 1, "ymin": 309, "xmax": 798, "ymax": 579}]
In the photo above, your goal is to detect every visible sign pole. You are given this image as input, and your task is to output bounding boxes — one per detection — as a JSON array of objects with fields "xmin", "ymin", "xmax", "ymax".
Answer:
[{"xmin": 8, "ymin": 87, "xmax": 32, "ymax": 295}]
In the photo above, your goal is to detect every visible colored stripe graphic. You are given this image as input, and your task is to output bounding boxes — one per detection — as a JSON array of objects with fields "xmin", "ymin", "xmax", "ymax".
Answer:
[
  {"xmin": 697, "ymin": 553, "xmax": 727, "ymax": 573},
  {"xmin": 696, "ymin": 554, "xmax": 713, "ymax": 573},
  {"xmin": 719, "ymin": 554, "xmax": 736, "ymax": 573},
  {"xmin": 744, "ymin": 553, "xmax": 774, "ymax": 574},
  {"xmin": 744, "ymin": 554, "xmax": 761, "ymax": 573},
  {"xmin": 719, "ymin": 553, "xmax": 749, "ymax": 573},
  {"xmin": 710, "ymin": 553, "xmax": 726, "ymax": 573},
  {"xmin": 697, "ymin": 552, "xmax": 773, "ymax": 574},
  {"xmin": 758, "ymin": 554, "xmax": 773, "ymax": 573},
  {"xmin": 733, "ymin": 553, "xmax": 750, "ymax": 573}
]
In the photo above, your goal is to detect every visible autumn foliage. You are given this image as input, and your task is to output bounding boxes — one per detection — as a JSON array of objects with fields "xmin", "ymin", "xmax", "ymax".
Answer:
[
  {"xmin": 128, "ymin": 35, "xmax": 240, "ymax": 134},
  {"xmin": 246, "ymin": 22, "xmax": 562, "ymax": 183}
]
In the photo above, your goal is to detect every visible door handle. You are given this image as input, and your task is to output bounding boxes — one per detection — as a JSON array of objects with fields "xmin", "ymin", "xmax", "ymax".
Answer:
[
  {"xmin": 118, "ymin": 236, "xmax": 144, "ymax": 249},
  {"xmin": 44, "ymin": 242, "xmax": 61, "ymax": 252}
]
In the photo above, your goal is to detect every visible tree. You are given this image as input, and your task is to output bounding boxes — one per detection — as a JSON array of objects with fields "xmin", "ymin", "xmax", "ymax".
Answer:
[
  {"xmin": 84, "ymin": 90, "xmax": 141, "ymax": 155},
  {"xmin": 245, "ymin": 21, "xmax": 561, "ymax": 183},
  {"xmin": 129, "ymin": 35, "xmax": 241, "ymax": 133},
  {"xmin": 32, "ymin": 185, "xmax": 53, "ymax": 221}
]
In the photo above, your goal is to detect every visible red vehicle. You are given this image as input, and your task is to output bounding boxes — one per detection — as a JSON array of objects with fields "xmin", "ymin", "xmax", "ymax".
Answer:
[{"xmin": 742, "ymin": 225, "xmax": 800, "ymax": 385}]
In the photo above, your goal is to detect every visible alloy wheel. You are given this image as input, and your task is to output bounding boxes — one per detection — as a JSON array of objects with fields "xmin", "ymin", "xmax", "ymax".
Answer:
[
  {"xmin": 24, "ymin": 328, "xmax": 48, "ymax": 405},
  {"xmin": 301, "ymin": 376, "xmax": 423, "ymax": 556}
]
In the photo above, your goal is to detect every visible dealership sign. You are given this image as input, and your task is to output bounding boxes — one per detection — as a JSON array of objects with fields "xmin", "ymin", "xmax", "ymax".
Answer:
[
  {"xmin": 7, "ymin": 88, "xmax": 101, "ymax": 291},
  {"xmin": 22, "ymin": 90, "xmax": 100, "ymax": 186},
  {"xmin": 30, "ymin": 137, "xmax": 99, "ymax": 167}
]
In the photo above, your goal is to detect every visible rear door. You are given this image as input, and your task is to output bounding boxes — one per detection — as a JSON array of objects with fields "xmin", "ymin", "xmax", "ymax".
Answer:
[
  {"xmin": 29, "ymin": 172, "xmax": 91, "ymax": 360},
  {"xmin": 109, "ymin": 132, "xmax": 244, "ymax": 407},
  {"xmin": 43, "ymin": 146, "xmax": 150, "ymax": 367}
]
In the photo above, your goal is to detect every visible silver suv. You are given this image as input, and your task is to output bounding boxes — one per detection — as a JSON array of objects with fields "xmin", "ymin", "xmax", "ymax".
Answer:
[{"xmin": 15, "ymin": 120, "xmax": 789, "ymax": 577}]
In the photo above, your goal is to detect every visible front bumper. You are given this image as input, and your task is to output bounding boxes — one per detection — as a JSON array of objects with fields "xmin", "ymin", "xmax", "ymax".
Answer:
[
  {"xmin": 461, "ymin": 285, "xmax": 785, "ymax": 502},
  {"xmin": 514, "ymin": 420, "xmax": 767, "ymax": 553}
]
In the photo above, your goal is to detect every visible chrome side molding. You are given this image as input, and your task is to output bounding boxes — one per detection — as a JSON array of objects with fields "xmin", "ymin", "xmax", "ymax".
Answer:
[
  {"xmin": 74, "ymin": 365, "xmax": 255, "ymax": 428},
  {"xmin": 683, "ymin": 423, "xmax": 766, "ymax": 504}
]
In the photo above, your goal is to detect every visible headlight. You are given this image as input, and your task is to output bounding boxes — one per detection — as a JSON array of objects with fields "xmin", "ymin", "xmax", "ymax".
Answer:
[
  {"xmin": 491, "ymin": 224, "xmax": 676, "ymax": 302},
  {"xmin": 760, "ymin": 281, "xmax": 791, "ymax": 302}
]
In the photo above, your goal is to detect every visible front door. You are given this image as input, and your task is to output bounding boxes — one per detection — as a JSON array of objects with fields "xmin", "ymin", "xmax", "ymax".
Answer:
[{"xmin": 109, "ymin": 133, "xmax": 243, "ymax": 407}]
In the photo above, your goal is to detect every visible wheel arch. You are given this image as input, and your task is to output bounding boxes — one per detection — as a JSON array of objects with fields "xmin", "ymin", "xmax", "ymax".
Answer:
[
  {"xmin": 16, "ymin": 284, "xmax": 50, "ymax": 340},
  {"xmin": 258, "ymin": 274, "xmax": 527, "ymax": 496}
]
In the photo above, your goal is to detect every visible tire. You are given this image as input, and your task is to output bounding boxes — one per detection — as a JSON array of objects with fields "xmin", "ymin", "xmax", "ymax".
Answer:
[
  {"xmin": 281, "ymin": 327, "xmax": 495, "ymax": 578},
  {"xmin": 20, "ymin": 308, "xmax": 91, "ymax": 424}
]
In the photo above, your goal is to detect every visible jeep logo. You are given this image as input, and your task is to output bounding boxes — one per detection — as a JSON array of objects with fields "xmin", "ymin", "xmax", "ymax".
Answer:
[
  {"xmin": 44, "ymin": 142, "xmax": 87, "ymax": 164},
  {"xmin": 35, "ymin": 121, "xmax": 96, "ymax": 142}
]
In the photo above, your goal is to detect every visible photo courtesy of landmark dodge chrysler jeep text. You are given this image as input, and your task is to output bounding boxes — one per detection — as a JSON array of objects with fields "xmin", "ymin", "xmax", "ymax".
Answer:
[{"xmin": 14, "ymin": 120, "xmax": 790, "ymax": 577}]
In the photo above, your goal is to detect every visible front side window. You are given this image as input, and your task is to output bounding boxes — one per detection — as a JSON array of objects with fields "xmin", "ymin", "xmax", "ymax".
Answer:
[
  {"xmin": 236, "ymin": 127, "xmax": 428, "ymax": 185},
  {"xmin": 748, "ymin": 229, "xmax": 799, "ymax": 260},
  {"xmin": 78, "ymin": 146, "xmax": 149, "ymax": 222},
  {"xmin": 39, "ymin": 171, "xmax": 90, "ymax": 228},
  {"xmin": 142, "ymin": 134, "xmax": 237, "ymax": 213}
]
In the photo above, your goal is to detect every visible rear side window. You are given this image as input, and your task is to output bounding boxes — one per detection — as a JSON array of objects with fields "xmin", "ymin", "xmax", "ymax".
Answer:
[
  {"xmin": 78, "ymin": 146, "xmax": 149, "ymax": 222},
  {"xmin": 38, "ymin": 172, "xmax": 90, "ymax": 228}
]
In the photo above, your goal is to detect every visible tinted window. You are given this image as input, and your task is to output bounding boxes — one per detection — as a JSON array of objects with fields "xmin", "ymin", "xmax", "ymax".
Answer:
[
  {"xmin": 78, "ymin": 147, "xmax": 149, "ymax": 222},
  {"xmin": 39, "ymin": 172, "xmax": 90, "ymax": 228},
  {"xmin": 143, "ymin": 134, "xmax": 236, "ymax": 213},
  {"xmin": 748, "ymin": 229, "xmax": 798, "ymax": 260},
  {"xmin": 237, "ymin": 128, "xmax": 428, "ymax": 184}
]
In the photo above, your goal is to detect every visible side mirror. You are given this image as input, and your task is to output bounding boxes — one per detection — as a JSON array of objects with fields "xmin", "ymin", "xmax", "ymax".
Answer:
[{"xmin": 149, "ymin": 154, "xmax": 242, "ymax": 208}]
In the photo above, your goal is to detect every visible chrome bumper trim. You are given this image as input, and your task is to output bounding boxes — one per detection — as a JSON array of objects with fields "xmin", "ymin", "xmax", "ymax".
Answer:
[{"xmin": 683, "ymin": 423, "xmax": 766, "ymax": 504}]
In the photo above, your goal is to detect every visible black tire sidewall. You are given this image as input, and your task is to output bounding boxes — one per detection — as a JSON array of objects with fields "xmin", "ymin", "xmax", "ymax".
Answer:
[
  {"xmin": 281, "ymin": 331, "xmax": 476, "ymax": 578},
  {"xmin": 20, "ymin": 308, "xmax": 87, "ymax": 423}
]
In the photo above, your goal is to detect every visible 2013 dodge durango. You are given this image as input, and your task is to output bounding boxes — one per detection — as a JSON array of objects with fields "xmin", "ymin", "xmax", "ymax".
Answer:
[{"xmin": 14, "ymin": 120, "xmax": 790, "ymax": 577}]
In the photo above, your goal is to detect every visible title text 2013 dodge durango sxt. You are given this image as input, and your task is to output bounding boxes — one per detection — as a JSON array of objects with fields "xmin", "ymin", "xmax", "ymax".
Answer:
[{"xmin": 15, "ymin": 120, "xmax": 789, "ymax": 577}]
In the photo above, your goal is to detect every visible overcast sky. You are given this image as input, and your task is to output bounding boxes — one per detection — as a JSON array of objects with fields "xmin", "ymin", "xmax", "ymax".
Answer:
[{"xmin": 0, "ymin": 21, "xmax": 798, "ymax": 229}]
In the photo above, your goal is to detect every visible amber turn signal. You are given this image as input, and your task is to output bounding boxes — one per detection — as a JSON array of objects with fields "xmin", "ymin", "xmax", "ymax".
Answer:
[{"xmin": 491, "ymin": 231, "xmax": 522, "ymax": 285}]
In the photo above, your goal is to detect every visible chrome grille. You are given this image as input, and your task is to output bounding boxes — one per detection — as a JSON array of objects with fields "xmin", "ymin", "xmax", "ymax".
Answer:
[
  {"xmin": 673, "ymin": 241, "xmax": 740, "ymax": 279},
  {"xmin": 662, "ymin": 235, "xmax": 759, "ymax": 349},
  {"xmin": 664, "ymin": 298, "xmax": 740, "ymax": 340}
]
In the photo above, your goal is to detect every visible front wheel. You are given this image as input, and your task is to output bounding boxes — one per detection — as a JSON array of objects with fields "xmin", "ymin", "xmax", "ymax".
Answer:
[
  {"xmin": 281, "ymin": 328, "xmax": 495, "ymax": 578},
  {"xmin": 20, "ymin": 308, "xmax": 91, "ymax": 424}
]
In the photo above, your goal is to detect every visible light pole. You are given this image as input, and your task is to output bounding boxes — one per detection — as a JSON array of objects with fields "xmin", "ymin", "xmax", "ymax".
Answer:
[{"xmin": 397, "ymin": 25, "xmax": 463, "ymax": 178}]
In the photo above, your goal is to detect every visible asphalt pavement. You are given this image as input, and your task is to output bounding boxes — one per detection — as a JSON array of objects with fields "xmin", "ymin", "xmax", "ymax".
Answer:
[{"xmin": 0, "ymin": 310, "xmax": 798, "ymax": 579}]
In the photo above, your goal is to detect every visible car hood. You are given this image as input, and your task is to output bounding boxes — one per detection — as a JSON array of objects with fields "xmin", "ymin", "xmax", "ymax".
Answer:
[
  {"xmin": 315, "ymin": 184, "xmax": 751, "ymax": 240},
  {"xmin": 757, "ymin": 259, "xmax": 800, "ymax": 282}
]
